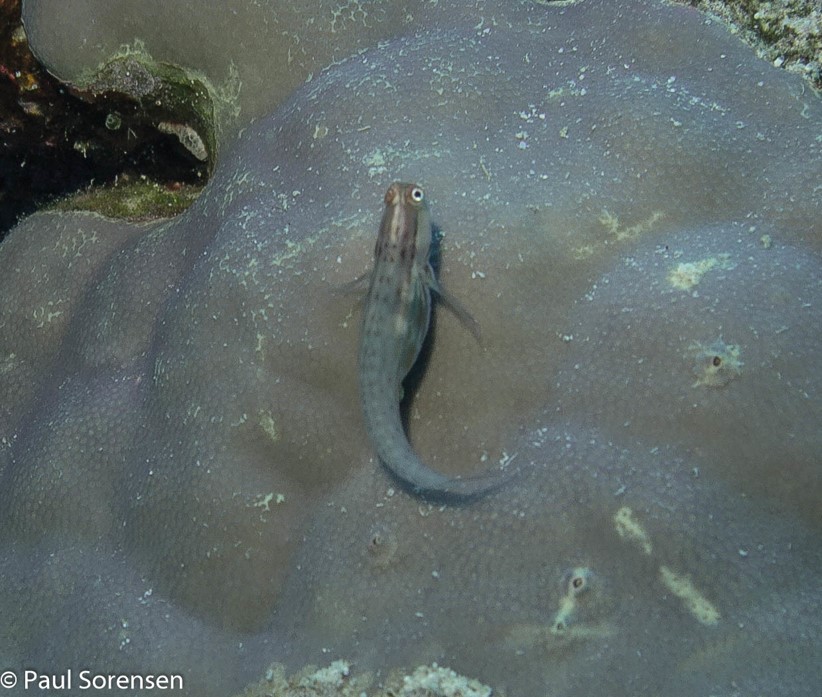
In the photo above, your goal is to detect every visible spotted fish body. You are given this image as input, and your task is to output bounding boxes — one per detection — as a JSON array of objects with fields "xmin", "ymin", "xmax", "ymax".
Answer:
[{"xmin": 358, "ymin": 182, "xmax": 507, "ymax": 498}]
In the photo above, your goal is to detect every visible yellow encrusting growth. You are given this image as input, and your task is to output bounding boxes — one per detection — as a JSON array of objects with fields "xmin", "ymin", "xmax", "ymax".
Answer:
[
  {"xmin": 659, "ymin": 565, "xmax": 720, "ymax": 626},
  {"xmin": 667, "ymin": 254, "xmax": 735, "ymax": 291},
  {"xmin": 572, "ymin": 244, "xmax": 596, "ymax": 260},
  {"xmin": 598, "ymin": 209, "xmax": 665, "ymax": 241},
  {"xmin": 614, "ymin": 510, "xmax": 720, "ymax": 626},
  {"xmin": 613, "ymin": 506, "xmax": 653, "ymax": 555}
]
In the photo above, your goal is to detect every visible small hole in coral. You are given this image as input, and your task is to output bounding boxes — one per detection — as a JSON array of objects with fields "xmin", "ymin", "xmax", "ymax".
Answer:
[
  {"xmin": 572, "ymin": 576, "xmax": 584, "ymax": 589},
  {"xmin": 712, "ymin": 356, "xmax": 722, "ymax": 367}
]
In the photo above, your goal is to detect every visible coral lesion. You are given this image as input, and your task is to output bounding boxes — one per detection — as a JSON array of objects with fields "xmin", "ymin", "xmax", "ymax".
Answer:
[
  {"xmin": 550, "ymin": 566, "xmax": 598, "ymax": 634},
  {"xmin": 689, "ymin": 338, "xmax": 743, "ymax": 388},
  {"xmin": 366, "ymin": 523, "xmax": 400, "ymax": 569},
  {"xmin": 503, "ymin": 566, "xmax": 615, "ymax": 653}
]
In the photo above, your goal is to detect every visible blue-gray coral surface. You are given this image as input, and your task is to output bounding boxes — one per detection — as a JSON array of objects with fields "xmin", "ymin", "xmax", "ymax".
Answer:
[{"xmin": 2, "ymin": 1, "xmax": 820, "ymax": 695}]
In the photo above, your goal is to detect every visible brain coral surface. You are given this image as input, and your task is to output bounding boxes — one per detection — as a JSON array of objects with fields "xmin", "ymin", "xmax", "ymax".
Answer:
[{"xmin": 1, "ymin": 1, "xmax": 820, "ymax": 695}]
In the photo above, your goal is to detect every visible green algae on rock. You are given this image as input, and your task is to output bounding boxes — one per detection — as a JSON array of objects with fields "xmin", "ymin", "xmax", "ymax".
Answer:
[{"xmin": 52, "ymin": 178, "xmax": 203, "ymax": 221}]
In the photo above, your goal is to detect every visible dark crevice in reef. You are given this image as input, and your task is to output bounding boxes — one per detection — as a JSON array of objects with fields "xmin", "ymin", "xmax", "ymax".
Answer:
[{"xmin": 0, "ymin": 0, "xmax": 210, "ymax": 242}]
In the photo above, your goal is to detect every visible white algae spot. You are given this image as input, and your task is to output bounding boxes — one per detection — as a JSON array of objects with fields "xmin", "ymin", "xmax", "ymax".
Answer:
[
  {"xmin": 363, "ymin": 149, "xmax": 387, "ymax": 176},
  {"xmin": 251, "ymin": 492, "xmax": 285, "ymax": 512},
  {"xmin": 299, "ymin": 660, "xmax": 350, "ymax": 689},
  {"xmin": 400, "ymin": 664, "xmax": 492, "ymax": 697},
  {"xmin": 157, "ymin": 121, "xmax": 208, "ymax": 161},
  {"xmin": 258, "ymin": 409, "xmax": 281, "ymax": 443},
  {"xmin": 236, "ymin": 661, "xmax": 492, "ymax": 697},
  {"xmin": 239, "ymin": 660, "xmax": 366, "ymax": 696}
]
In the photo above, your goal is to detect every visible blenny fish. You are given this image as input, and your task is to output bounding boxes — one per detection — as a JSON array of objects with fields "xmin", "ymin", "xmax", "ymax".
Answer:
[{"xmin": 358, "ymin": 182, "xmax": 508, "ymax": 498}]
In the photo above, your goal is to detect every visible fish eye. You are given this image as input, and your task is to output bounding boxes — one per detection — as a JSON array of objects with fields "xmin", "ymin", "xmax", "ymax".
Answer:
[{"xmin": 410, "ymin": 186, "xmax": 424, "ymax": 202}]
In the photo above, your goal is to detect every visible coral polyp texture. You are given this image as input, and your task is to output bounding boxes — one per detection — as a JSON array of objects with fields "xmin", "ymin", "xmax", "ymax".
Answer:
[{"xmin": 1, "ymin": 1, "xmax": 820, "ymax": 695}]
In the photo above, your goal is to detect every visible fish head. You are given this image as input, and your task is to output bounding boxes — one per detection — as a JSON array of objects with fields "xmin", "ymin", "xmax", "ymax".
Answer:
[{"xmin": 375, "ymin": 182, "xmax": 432, "ymax": 265}]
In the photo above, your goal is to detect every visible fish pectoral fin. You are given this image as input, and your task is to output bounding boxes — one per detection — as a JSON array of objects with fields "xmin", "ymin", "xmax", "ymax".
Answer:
[
  {"xmin": 336, "ymin": 269, "xmax": 371, "ymax": 298},
  {"xmin": 334, "ymin": 270, "xmax": 371, "ymax": 314},
  {"xmin": 438, "ymin": 289, "xmax": 482, "ymax": 344},
  {"xmin": 426, "ymin": 270, "xmax": 482, "ymax": 345}
]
